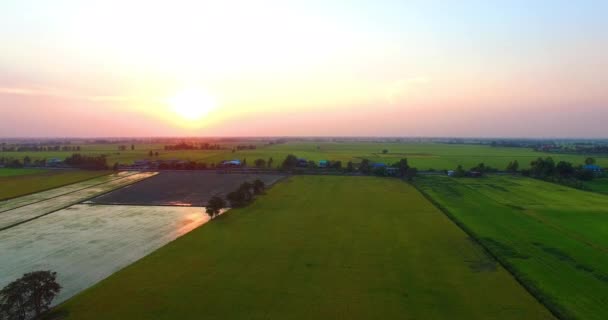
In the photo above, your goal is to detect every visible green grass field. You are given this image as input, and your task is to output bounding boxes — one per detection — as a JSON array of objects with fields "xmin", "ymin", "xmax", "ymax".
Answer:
[
  {"xmin": 3, "ymin": 142, "xmax": 607, "ymax": 170},
  {"xmin": 51, "ymin": 176, "xmax": 552, "ymax": 319},
  {"xmin": 584, "ymin": 178, "xmax": 608, "ymax": 194},
  {"xmin": 415, "ymin": 175, "xmax": 608, "ymax": 320},
  {"xmin": 0, "ymin": 170, "xmax": 111, "ymax": 200},
  {"xmin": 0, "ymin": 168, "xmax": 48, "ymax": 177}
]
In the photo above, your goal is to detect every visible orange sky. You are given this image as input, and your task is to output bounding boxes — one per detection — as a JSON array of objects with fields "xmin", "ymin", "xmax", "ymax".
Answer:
[{"xmin": 1, "ymin": 1, "xmax": 607, "ymax": 137}]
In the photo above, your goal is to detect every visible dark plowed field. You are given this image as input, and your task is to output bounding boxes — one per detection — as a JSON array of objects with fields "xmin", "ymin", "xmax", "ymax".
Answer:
[{"xmin": 90, "ymin": 171, "xmax": 286, "ymax": 206}]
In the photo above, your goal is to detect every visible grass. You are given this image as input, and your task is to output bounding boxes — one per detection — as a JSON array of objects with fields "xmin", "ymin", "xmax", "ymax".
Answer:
[
  {"xmin": 0, "ymin": 168, "xmax": 48, "ymax": 177},
  {"xmin": 3, "ymin": 142, "xmax": 606, "ymax": 170},
  {"xmin": 0, "ymin": 170, "xmax": 112, "ymax": 200},
  {"xmin": 414, "ymin": 175, "xmax": 608, "ymax": 320},
  {"xmin": 583, "ymin": 177, "xmax": 608, "ymax": 194},
  {"xmin": 52, "ymin": 176, "xmax": 552, "ymax": 319}
]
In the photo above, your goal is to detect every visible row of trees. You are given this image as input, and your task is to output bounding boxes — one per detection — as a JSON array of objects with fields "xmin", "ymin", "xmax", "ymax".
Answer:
[
  {"xmin": 234, "ymin": 145, "xmax": 257, "ymax": 151},
  {"xmin": 1, "ymin": 145, "xmax": 80, "ymax": 152},
  {"xmin": 117, "ymin": 145, "xmax": 135, "ymax": 151},
  {"xmin": 450, "ymin": 163, "xmax": 498, "ymax": 177},
  {"xmin": 205, "ymin": 180, "xmax": 266, "ymax": 217},
  {"xmin": 523, "ymin": 157, "xmax": 596, "ymax": 181},
  {"xmin": 64, "ymin": 154, "xmax": 108, "ymax": 170},
  {"xmin": 163, "ymin": 143, "xmax": 221, "ymax": 151},
  {"xmin": 277, "ymin": 154, "xmax": 418, "ymax": 179},
  {"xmin": 253, "ymin": 158, "xmax": 274, "ymax": 168}
]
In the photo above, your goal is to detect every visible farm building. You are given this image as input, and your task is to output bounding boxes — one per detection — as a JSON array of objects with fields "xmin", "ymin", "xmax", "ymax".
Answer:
[
  {"xmin": 47, "ymin": 158, "xmax": 63, "ymax": 166},
  {"xmin": 372, "ymin": 163, "xmax": 387, "ymax": 169},
  {"xmin": 220, "ymin": 160, "xmax": 242, "ymax": 167},
  {"xmin": 584, "ymin": 164, "xmax": 602, "ymax": 172},
  {"xmin": 318, "ymin": 160, "xmax": 329, "ymax": 168},
  {"xmin": 468, "ymin": 171, "xmax": 482, "ymax": 177},
  {"xmin": 297, "ymin": 158, "xmax": 308, "ymax": 167},
  {"xmin": 447, "ymin": 170, "xmax": 456, "ymax": 177},
  {"xmin": 386, "ymin": 167, "xmax": 399, "ymax": 176}
]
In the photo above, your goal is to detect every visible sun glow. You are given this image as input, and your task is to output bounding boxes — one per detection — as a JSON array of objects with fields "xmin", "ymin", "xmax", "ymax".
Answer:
[{"xmin": 168, "ymin": 88, "xmax": 218, "ymax": 121}]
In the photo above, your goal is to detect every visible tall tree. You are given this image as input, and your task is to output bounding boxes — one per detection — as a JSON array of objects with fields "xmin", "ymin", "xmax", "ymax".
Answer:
[
  {"xmin": 395, "ymin": 158, "xmax": 409, "ymax": 177},
  {"xmin": 281, "ymin": 154, "xmax": 298, "ymax": 170},
  {"xmin": 252, "ymin": 179, "xmax": 265, "ymax": 195},
  {"xmin": 205, "ymin": 196, "xmax": 226, "ymax": 218},
  {"xmin": 0, "ymin": 271, "xmax": 61, "ymax": 320},
  {"xmin": 254, "ymin": 159, "xmax": 266, "ymax": 168},
  {"xmin": 359, "ymin": 159, "xmax": 371, "ymax": 174}
]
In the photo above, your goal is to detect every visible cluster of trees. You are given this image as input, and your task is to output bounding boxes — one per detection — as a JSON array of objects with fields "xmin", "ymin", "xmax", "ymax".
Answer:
[
  {"xmin": 0, "ymin": 271, "xmax": 61, "ymax": 320},
  {"xmin": 117, "ymin": 145, "xmax": 135, "ymax": 151},
  {"xmin": 281, "ymin": 155, "xmax": 299, "ymax": 170},
  {"xmin": 205, "ymin": 180, "xmax": 266, "ymax": 217},
  {"xmin": 0, "ymin": 156, "xmax": 60, "ymax": 168},
  {"xmin": 278, "ymin": 154, "xmax": 418, "ymax": 179},
  {"xmin": 147, "ymin": 151, "xmax": 160, "ymax": 157},
  {"xmin": 1, "ymin": 145, "xmax": 80, "ymax": 152},
  {"xmin": 450, "ymin": 163, "xmax": 497, "ymax": 177},
  {"xmin": 64, "ymin": 154, "xmax": 108, "ymax": 170},
  {"xmin": 253, "ymin": 158, "xmax": 274, "ymax": 168},
  {"xmin": 522, "ymin": 157, "xmax": 596, "ymax": 181},
  {"xmin": 535, "ymin": 144, "xmax": 608, "ymax": 154},
  {"xmin": 227, "ymin": 180, "xmax": 266, "ymax": 208},
  {"xmin": 157, "ymin": 161, "xmax": 209, "ymax": 170},
  {"xmin": 234, "ymin": 145, "xmax": 257, "ymax": 151},
  {"xmin": 163, "ymin": 143, "xmax": 221, "ymax": 151}
]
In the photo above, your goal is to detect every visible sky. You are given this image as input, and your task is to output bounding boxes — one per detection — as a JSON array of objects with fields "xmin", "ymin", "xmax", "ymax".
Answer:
[{"xmin": 0, "ymin": 0, "xmax": 607, "ymax": 138}]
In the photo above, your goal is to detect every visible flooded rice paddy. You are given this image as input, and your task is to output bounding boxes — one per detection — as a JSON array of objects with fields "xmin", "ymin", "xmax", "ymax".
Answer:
[
  {"xmin": 91, "ymin": 171, "xmax": 285, "ymax": 206},
  {"xmin": 0, "ymin": 204, "xmax": 210, "ymax": 304},
  {"xmin": 0, "ymin": 172, "xmax": 157, "ymax": 229},
  {"xmin": 0, "ymin": 171, "xmax": 136, "ymax": 212}
]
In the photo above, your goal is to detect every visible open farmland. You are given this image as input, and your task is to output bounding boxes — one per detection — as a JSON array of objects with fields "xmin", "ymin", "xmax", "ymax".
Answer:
[
  {"xmin": 4, "ymin": 142, "xmax": 607, "ymax": 171},
  {"xmin": 53, "ymin": 176, "xmax": 553, "ymax": 319},
  {"xmin": 91, "ymin": 171, "xmax": 284, "ymax": 206},
  {"xmin": 0, "ymin": 169, "xmax": 111, "ymax": 200},
  {"xmin": 415, "ymin": 175, "xmax": 608, "ymax": 320},
  {"xmin": 0, "ymin": 171, "xmax": 156, "ymax": 229},
  {"xmin": 0, "ymin": 204, "xmax": 210, "ymax": 304},
  {"xmin": 202, "ymin": 142, "xmax": 608, "ymax": 171}
]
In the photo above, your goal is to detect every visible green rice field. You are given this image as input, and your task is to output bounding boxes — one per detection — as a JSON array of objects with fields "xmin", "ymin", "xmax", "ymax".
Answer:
[
  {"xmin": 0, "ymin": 168, "xmax": 48, "ymax": 177},
  {"xmin": 2, "ymin": 142, "xmax": 607, "ymax": 170},
  {"xmin": 51, "ymin": 176, "xmax": 553, "ymax": 319},
  {"xmin": 415, "ymin": 175, "xmax": 608, "ymax": 320},
  {"xmin": 583, "ymin": 178, "xmax": 608, "ymax": 194},
  {"xmin": 0, "ymin": 169, "xmax": 111, "ymax": 200}
]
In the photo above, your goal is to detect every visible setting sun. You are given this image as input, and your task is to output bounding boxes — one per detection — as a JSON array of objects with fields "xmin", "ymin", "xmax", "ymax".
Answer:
[{"xmin": 167, "ymin": 88, "xmax": 217, "ymax": 121}]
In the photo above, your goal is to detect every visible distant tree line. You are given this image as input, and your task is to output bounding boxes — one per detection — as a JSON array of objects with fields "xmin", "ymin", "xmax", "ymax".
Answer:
[
  {"xmin": 1, "ymin": 145, "xmax": 81, "ymax": 152},
  {"xmin": 277, "ymin": 154, "xmax": 418, "ymax": 180},
  {"xmin": 64, "ymin": 154, "xmax": 108, "ymax": 170},
  {"xmin": 163, "ymin": 143, "xmax": 221, "ymax": 151},
  {"xmin": 448, "ymin": 157, "xmax": 601, "ymax": 190},
  {"xmin": 519, "ymin": 157, "xmax": 598, "ymax": 189},
  {"xmin": 155, "ymin": 161, "xmax": 210, "ymax": 170},
  {"xmin": 535, "ymin": 144, "xmax": 608, "ymax": 154},
  {"xmin": 234, "ymin": 145, "xmax": 257, "ymax": 151}
]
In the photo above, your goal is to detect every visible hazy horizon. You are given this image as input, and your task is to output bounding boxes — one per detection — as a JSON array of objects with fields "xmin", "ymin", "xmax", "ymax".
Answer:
[{"xmin": 1, "ymin": 0, "xmax": 607, "ymax": 138}]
